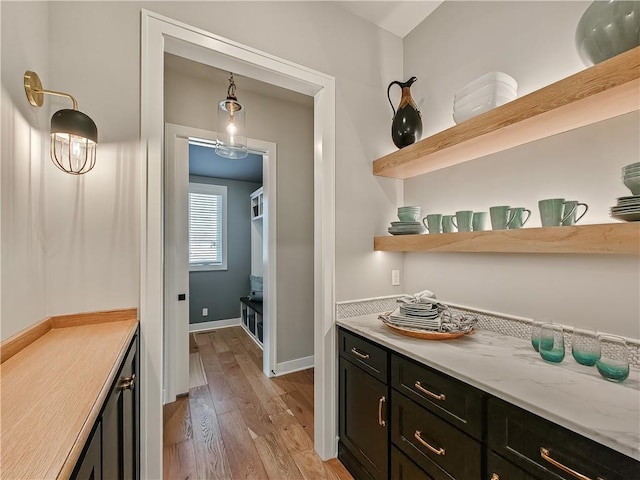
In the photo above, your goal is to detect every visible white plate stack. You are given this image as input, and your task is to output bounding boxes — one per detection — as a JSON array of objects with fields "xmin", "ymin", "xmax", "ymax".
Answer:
[
  {"xmin": 611, "ymin": 162, "xmax": 640, "ymax": 222},
  {"xmin": 388, "ymin": 305, "xmax": 441, "ymax": 331},
  {"xmin": 453, "ymin": 72, "xmax": 518, "ymax": 124}
]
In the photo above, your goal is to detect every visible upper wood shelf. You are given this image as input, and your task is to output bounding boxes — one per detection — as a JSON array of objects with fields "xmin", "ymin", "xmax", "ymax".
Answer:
[
  {"xmin": 373, "ymin": 223, "xmax": 640, "ymax": 255},
  {"xmin": 373, "ymin": 47, "xmax": 640, "ymax": 179}
]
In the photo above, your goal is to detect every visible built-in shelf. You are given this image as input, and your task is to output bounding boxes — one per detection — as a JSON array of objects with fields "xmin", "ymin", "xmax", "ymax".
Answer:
[
  {"xmin": 374, "ymin": 223, "xmax": 640, "ymax": 255},
  {"xmin": 373, "ymin": 47, "xmax": 640, "ymax": 180}
]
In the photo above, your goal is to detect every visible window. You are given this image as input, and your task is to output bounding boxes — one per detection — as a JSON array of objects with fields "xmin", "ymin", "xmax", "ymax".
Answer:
[{"xmin": 189, "ymin": 183, "xmax": 227, "ymax": 271}]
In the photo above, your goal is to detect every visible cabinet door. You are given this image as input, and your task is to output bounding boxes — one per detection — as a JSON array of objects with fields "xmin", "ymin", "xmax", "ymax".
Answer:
[
  {"xmin": 72, "ymin": 423, "xmax": 102, "ymax": 480},
  {"xmin": 102, "ymin": 335, "xmax": 139, "ymax": 480},
  {"xmin": 339, "ymin": 357, "xmax": 389, "ymax": 480}
]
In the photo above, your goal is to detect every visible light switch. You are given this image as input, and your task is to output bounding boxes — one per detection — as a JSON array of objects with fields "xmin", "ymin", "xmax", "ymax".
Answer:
[{"xmin": 392, "ymin": 270, "xmax": 400, "ymax": 286}]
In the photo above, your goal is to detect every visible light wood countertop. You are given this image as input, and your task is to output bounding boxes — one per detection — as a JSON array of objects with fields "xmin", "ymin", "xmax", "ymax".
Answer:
[{"xmin": 0, "ymin": 310, "xmax": 138, "ymax": 479}]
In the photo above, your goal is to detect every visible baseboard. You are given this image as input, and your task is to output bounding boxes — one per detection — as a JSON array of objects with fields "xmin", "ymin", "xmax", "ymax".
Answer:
[
  {"xmin": 189, "ymin": 317, "xmax": 241, "ymax": 333},
  {"xmin": 275, "ymin": 355, "xmax": 314, "ymax": 376}
]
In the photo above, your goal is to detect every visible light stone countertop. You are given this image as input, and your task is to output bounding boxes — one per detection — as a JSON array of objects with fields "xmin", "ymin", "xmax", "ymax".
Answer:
[{"xmin": 337, "ymin": 313, "xmax": 640, "ymax": 461}]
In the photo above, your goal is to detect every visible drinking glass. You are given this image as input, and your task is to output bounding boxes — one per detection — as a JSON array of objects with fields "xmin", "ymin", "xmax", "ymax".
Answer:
[
  {"xmin": 596, "ymin": 335, "xmax": 629, "ymax": 382},
  {"xmin": 571, "ymin": 327, "xmax": 600, "ymax": 366},
  {"xmin": 530, "ymin": 321, "xmax": 543, "ymax": 352},
  {"xmin": 539, "ymin": 323, "xmax": 565, "ymax": 363}
]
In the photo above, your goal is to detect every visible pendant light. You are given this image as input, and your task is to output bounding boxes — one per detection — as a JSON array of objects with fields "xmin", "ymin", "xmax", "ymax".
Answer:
[
  {"xmin": 216, "ymin": 73, "xmax": 248, "ymax": 159},
  {"xmin": 24, "ymin": 71, "xmax": 98, "ymax": 175}
]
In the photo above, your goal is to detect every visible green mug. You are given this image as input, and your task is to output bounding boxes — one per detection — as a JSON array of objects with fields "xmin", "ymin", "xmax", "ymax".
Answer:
[
  {"xmin": 508, "ymin": 207, "xmax": 532, "ymax": 229},
  {"xmin": 538, "ymin": 198, "xmax": 576, "ymax": 227},
  {"xmin": 472, "ymin": 212, "xmax": 488, "ymax": 231},
  {"xmin": 489, "ymin": 206, "xmax": 516, "ymax": 230},
  {"xmin": 442, "ymin": 215, "xmax": 456, "ymax": 233},
  {"xmin": 452, "ymin": 210, "xmax": 473, "ymax": 232},
  {"xmin": 561, "ymin": 201, "xmax": 589, "ymax": 226},
  {"xmin": 422, "ymin": 214, "xmax": 443, "ymax": 234}
]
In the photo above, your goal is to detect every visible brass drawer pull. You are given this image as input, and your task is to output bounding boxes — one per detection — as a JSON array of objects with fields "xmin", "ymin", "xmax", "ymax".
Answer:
[
  {"xmin": 540, "ymin": 447, "xmax": 604, "ymax": 480},
  {"xmin": 350, "ymin": 347, "xmax": 370, "ymax": 360},
  {"xmin": 120, "ymin": 374, "xmax": 136, "ymax": 391},
  {"xmin": 414, "ymin": 430, "xmax": 445, "ymax": 456},
  {"xmin": 491, "ymin": 475, "xmax": 499, "ymax": 480},
  {"xmin": 415, "ymin": 381, "xmax": 446, "ymax": 401},
  {"xmin": 378, "ymin": 396, "xmax": 386, "ymax": 426}
]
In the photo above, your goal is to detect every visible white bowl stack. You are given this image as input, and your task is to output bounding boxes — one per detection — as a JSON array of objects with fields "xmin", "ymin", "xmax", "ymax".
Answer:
[
  {"xmin": 453, "ymin": 72, "xmax": 518, "ymax": 124},
  {"xmin": 611, "ymin": 162, "xmax": 640, "ymax": 222}
]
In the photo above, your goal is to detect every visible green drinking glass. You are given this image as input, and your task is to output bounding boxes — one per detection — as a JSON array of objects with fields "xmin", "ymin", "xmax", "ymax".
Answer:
[
  {"xmin": 539, "ymin": 323, "xmax": 565, "ymax": 363},
  {"xmin": 596, "ymin": 335, "xmax": 629, "ymax": 382},
  {"xmin": 571, "ymin": 327, "xmax": 600, "ymax": 366}
]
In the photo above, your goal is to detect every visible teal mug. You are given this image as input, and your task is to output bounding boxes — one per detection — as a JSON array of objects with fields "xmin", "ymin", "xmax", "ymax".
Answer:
[
  {"xmin": 472, "ymin": 212, "xmax": 488, "ymax": 231},
  {"xmin": 442, "ymin": 215, "xmax": 456, "ymax": 233},
  {"xmin": 538, "ymin": 198, "xmax": 576, "ymax": 227},
  {"xmin": 561, "ymin": 201, "xmax": 589, "ymax": 226},
  {"xmin": 422, "ymin": 214, "xmax": 443, "ymax": 234},
  {"xmin": 452, "ymin": 210, "xmax": 473, "ymax": 232},
  {"xmin": 489, "ymin": 206, "xmax": 516, "ymax": 230},
  {"xmin": 508, "ymin": 207, "xmax": 532, "ymax": 229}
]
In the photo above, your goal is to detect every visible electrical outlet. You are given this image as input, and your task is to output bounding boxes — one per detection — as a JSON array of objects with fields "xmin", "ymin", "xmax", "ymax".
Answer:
[
  {"xmin": 391, "ymin": 269, "xmax": 400, "ymax": 286},
  {"xmin": 202, "ymin": 307, "xmax": 208, "ymax": 316}
]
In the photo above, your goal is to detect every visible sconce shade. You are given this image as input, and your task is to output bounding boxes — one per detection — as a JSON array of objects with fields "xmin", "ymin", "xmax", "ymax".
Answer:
[
  {"xmin": 24, "ymin": 70, "xmax": 99, "ymax": 175},
  {"xmin": 216, "ymin": 73, "xmax": 248, "ymax": 159},
  {"xmin": 50, "ymin": 109, "xmax": 98, "ymax": 174}
]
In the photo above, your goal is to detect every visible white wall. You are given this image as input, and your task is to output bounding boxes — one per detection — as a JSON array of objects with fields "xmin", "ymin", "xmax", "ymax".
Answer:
[
  {"xmin": 1, "ymin": 1, "xmax": 403, "ymax": 338},
  {"xmin": 0, "ymin": 1, "xmax": 50, "ymax": 340},
  {"xmin": 402, "ymin": 1, "xmax": 640, "ymax": 338}
]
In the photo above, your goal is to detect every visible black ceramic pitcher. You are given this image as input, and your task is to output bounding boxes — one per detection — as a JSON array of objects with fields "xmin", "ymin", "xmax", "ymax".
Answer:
[{"xmin": 387, "ymin": 77, "xmax": 422, "ymax": 149}]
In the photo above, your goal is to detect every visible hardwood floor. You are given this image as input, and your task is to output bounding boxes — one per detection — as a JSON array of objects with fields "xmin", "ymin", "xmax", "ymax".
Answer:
[{"xmin": 163, "ymin": 326, "xmax": 353, "ymax": 480}]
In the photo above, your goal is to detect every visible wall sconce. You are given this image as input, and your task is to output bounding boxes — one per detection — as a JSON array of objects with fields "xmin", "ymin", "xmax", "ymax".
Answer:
[
  {"xmin": 24, "ymin": 70, "xmax": 98, "ymax": 175},
  {"xmin": 216, "ymin": 73, "xmax": 248, "ymax": 159}
]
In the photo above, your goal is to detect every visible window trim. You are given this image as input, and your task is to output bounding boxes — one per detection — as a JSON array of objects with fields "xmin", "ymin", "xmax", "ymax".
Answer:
[{"xmin": 188, "ymin": 182, "xmax": 227, "ymax": 271}]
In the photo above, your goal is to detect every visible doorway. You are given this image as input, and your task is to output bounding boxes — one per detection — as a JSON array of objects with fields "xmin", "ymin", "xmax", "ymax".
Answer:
[
  {"xmin": 164, "ymin": 123, "xmax": 277, "ymax": 399},
  {"xmin": 141, "ymin": 10, "xmax": 336, "ymax": 477}
]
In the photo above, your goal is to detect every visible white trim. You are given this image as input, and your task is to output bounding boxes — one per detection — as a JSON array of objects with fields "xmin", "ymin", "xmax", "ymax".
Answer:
[
  {"xmin": 189, "ymin": 318, "xmax": 241, "ymax": 333},
  {"xmin": 141, "ymin": 11, "xmax": 336, "ymax": 471},
  {"xmin": 241, "ymin": 323, "xmax": 264, "ymax": 349},
  {"xmin": 275, "ymin": 355, "xmax": 315, "ymax": 376},
  {"xmin": 188, "ymin": 182, "xmax": 228, "ymax": 271}
]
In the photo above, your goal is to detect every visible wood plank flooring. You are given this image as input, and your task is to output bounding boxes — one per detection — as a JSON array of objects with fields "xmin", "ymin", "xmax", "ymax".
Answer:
[{"xmin": 163, "ymin": 326, "xmax": 353, "ymax": 480}]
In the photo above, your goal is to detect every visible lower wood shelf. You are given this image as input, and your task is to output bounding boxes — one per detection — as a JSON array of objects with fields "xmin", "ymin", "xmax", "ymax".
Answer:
[{"xmin": 373, "ymin": 223, "xmax": 640, "ymax": 255}]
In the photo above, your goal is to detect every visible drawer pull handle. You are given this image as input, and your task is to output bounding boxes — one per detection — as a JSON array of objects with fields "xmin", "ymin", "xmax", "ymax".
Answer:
[
  {"xmin": 415, "ymin": 381, "xmax": 446, "ymax": 401},
  {"xmin": 120, "ymin": 374, "xmax": 136, "ymax": 391},
  {"xmin": 350, "ymin": 347, "xmax": 370, "ymax": 360},
  {"xmin": 378, "ymin": 396, "xmax": 386, "ymax": 426},
  {"xmin": 491, "ymin": 475, "xmax": 499, "ymax": 480},
  {"xmin": 414, "ymin": 430, "xmax": 445, "ymax": 456},
  {"xmin": 540, "ymin": 448, "xmax": 604, "ymax": 480}
]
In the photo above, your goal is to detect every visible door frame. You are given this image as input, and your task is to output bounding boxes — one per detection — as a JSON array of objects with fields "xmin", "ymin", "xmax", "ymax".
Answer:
[
  {"xmin": 164, "ymin": 122, "xmax": 278, "ymax": 401},
  {"xmin": 141, "ymin": 10, "xmax": 336, "ymax": 478}
]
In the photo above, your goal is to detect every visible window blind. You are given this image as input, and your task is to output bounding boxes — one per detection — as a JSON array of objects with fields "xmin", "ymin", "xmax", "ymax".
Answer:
[{"xmin": 189, "ymin": 191, "xmax": 223, "ymax": 266}]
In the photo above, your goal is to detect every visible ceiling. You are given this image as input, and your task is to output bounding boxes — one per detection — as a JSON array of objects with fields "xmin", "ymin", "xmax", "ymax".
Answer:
[
  {"xmin": 189, "ymin": 144, "xmax": 263, "ymax": 183},
  {"xmin": 332, "ymin": 1, "xmax": 444, "ymax": 38}
]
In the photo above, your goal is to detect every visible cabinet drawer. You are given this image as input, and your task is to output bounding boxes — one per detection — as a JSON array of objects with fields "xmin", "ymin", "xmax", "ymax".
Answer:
[
  {"xmin": 486, "ymin": 451, "xmax": 539, "ymax": 480},
  {"xmin": 391, "ymin": 354, "xmax": 484, "ymax": 439},
  {"xmin": 339, "ymin": 328, "xmax": 388, "ymax": 382},
  {"xmin": 488, "ymin": 397, "xmax": 640, "ymax": 480},
  {"xmin": 392, "ymin": 391, "xmax": 481, "ymax": 479},
  {"xmin": 392, "ymin": 446, "xmax": 444, "ymax": 480}
]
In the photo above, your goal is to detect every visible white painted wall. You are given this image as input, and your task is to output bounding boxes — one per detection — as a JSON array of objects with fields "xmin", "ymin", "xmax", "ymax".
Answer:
[
  {"xmin": 165, "ymin": 65, "xmax": 316, "ymax": 363},
  {"xmin": 0, "ymin": 1, "xmax": 50, "ymax": 340},
  {"xmin": 402, "ymin": 1, "xmax": 640, "ymax": 338}
]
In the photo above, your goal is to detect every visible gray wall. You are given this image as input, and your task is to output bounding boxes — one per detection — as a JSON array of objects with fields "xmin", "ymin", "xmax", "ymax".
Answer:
[{"xmin": 189, "ymin": 175, "xmax": 261, "ymax": 324}]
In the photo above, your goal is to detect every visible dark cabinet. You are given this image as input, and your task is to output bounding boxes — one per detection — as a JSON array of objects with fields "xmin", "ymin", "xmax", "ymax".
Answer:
[
  {"xmin": 73, "ymin": 423, "xmax": 102, "ymax": 480},
  {"xmin": 487, "ymin": 397, "xmax": 640, "ymax": 480},
  {"xmin": 338, "ymin": 330, "xmax": 389, "ymax": 480},
  {"xmin": 72, "ymin": 332, "xmax": 139, "ymax": 480},
  {"xmin": 486, "ymin": 452, "xmax": 540, "ymax": 480}
]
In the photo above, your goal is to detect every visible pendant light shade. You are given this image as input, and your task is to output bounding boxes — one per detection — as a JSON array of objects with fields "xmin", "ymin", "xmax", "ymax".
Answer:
[
  {"xmin": 24, "ymin": 70, "xmax": 99, "ymax": 175},
  {"xmin": 216, "ymin": 73, "xmax": 248, "ymax": 159}
]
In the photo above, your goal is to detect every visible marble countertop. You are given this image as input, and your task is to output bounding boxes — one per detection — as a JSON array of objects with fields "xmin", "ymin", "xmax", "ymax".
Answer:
[{"xmin": 337, "ymin": 314, "xmax": 640, "ymax": 461}]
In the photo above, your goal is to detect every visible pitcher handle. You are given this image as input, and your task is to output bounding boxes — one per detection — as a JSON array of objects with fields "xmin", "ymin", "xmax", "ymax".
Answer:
[
  {"xmin": 574, "ymin": 202, "xmax": 589, "ymax": 223},
  {"xmin": 521, "ymin": 208, "xmax": 532, "ymax": 226},
  {"xmin": 451, "ymin": 217, "xmax": 457, "ymax": 229},
  {"xmin": 387, "ymin": 81, "xmax": 402, "ymax": 116},
  {"xmin": 505, "ymin": 208, "xmax": 517, "ymax": 228},
  {"xmin": 422, "ymin": 216, "xmax": 429, "ymax": 232}
]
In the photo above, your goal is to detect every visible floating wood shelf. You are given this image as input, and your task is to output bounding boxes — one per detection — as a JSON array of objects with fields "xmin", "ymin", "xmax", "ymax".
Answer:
[
  {"xmin": 374, "ymin": 223, "xmax": 640, "ymax": 255},
  {"xmin": 373, "ymin": 47, "xmax": 640, "ymax": 179}
]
